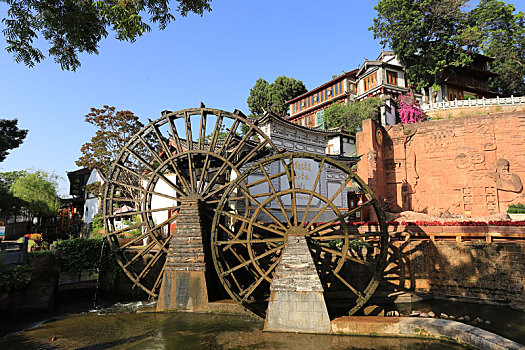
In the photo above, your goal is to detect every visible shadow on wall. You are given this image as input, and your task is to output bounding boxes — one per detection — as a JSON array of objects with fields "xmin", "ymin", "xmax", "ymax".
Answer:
[{"xmin": 376, "ymin": 234, "xmax": 525, "ymax": 310}]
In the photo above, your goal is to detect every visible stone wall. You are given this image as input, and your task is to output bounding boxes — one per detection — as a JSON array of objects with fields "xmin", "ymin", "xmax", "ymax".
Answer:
[
  {"xmin": 0, "ymin": 253, "xmax": 57, "ymax": 312},
  {"xmin": 381, "ymin": 240, "xmax": 525, "ymax": 310},
  {"xmin": 356, "ymin": 112, "xmax": 525, "ymax": 216}
]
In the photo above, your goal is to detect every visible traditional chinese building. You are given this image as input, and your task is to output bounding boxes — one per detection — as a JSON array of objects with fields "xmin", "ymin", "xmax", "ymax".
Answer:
[
  {"xmin": 287, "ymin": 51, "xmax": 498, "ymax": 128},
  {"xmin": 422, "ymin": 52, "xmax": 499, "ymax": 104}
]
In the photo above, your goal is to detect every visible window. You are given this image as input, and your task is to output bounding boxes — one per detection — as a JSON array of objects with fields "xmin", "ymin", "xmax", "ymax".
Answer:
[
  {"xmin": 447, "ymin": 87, "xmax": 464, "ymax": 101},
  {"xmin": 363, "ymin": 73, "xmax": 378, "ymax": 92},
  {"xmin": 387, "ymin": 70, "xmax": 398, "ymax": 86},
  {"xmin": 316, "ymin": 110, "xmax": 324, "ymax": 127}
]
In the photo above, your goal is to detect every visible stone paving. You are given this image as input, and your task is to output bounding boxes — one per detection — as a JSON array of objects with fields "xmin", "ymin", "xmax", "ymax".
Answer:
[{"xmin": 331, "ymin": 316, "xmax": 525, "ymax": 350}]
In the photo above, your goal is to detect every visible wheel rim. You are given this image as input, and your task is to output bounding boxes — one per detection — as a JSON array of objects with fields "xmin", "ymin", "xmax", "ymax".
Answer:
[
  {"xmin": 103, "ymin": 107, "xmax": 277, "ymax": 297},
  {"xmin": 211, "ymin": 152, "xmax": 389, "ymax": 318}
]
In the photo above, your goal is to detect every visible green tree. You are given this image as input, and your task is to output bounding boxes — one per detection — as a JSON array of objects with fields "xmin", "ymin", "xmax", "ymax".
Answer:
[
  {"xmin": 0, "ymin": 118, "xmax": 28, "ymax": 163},
  {"xmin": 370, "ymin": 0, "xmax": 473, "ymax": 90},
  {"xmin": 0, "ymin": 171, "xmax": 28, "ymax": 219},
  {"xmin": 247, "ymin": 76, "xmax": 307, "ymax": 118},
  {"xmin": 2, "ymin": 0, "xmax": 212, "ymax": 71},
  {"xmin": 10, "ymin": 170, "xmax": 60, "ymax": 228},
  {"xmin": 371, "ymin": 0, "xmax": 525, "ymax": 95},
  {"xmin": 246, "ymin": 78, "xmax": 270, "ymax": 117},
  {"xmin": 466, "ymin": 0, "xmax": 525, "ymax": 95},
  {"xmin": 324, "ymin": 98, "xmax": 382, "ymax": 134}
]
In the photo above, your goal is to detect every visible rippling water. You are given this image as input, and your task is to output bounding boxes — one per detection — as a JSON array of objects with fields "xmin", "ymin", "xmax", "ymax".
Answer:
[{"xmin": 0, "ymin": 301, "xmax": 467, "ymax": 349}]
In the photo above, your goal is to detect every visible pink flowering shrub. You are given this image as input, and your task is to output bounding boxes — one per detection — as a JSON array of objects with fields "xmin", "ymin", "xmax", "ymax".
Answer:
[{"xmin": 397, "ymin": 93, "xmax": 425, "ymax": 124}]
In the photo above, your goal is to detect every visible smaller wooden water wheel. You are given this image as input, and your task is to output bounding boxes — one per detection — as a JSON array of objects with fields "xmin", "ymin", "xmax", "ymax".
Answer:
[
  {"xmin": 211, "ymin": 152, "xmax": 389, "ymax": 318},
  {"xmin": 103, "ymin": 106, "xmax": 277, "ymax": 297}
]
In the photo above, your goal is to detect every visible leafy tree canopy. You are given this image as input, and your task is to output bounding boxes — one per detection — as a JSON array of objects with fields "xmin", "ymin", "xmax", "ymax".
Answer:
[
  {"xmin": 0, "ymin": 171, "xmax": 28, "ymax": 218},
  {"xmin": 466, "ymin": 0, "xmax": 525, "ymax": 95},
  {"xmin": 2, "ymin": 0, "xmax": 212, "ymax": 71},
  {"xmin": 324, "ymin": 97, "xmax": 382, "ymax": 134},
  {"xmin": 10, "ymin": 170, "xmax": 60, "ymax": 217},
  {"xmin": 371, "ymin": 0, "xmax": 471, "ymax": 90},
  {"xmin": 0, "ymin": 118, "xmax": 28, "ymax": 163},
  {"xmin": 370, "ymin": 0, "xmax": 525, "ymax": 95},
  {"xmin": 247, "ymin": 76, "xmax": 307, "ymax": 118},
  {"xmin": 76, "ymin": 105, "xmax": 144, "ymax": 176}
]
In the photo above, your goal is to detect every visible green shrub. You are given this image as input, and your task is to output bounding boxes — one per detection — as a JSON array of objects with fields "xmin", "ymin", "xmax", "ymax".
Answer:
[
  {"xmin": 54, "ymin": 238, "xmax": 114, "ymax": 280},
  {"xmin": 507, "ymin": 204, "xmax": 525, "ymax": 214},
  {"xmin": 88, "ymin": 214, "xmax": 105, "ymax": 238},
  {"xmin": 0, "ymin": 265, "xmax": 31, "ymax": 292},
  {"xmin": 120, "ymin": 214, "xmax": 142, "ymax": 238}
]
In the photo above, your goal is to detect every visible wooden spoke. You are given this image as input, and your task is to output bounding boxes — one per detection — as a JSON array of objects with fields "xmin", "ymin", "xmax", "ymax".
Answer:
[
  {"xmin": 198, "ymin": 109, "xmax": 206, "ymax": 151},
  {"xmin": 334, "ymin": 272, "xmax": 365, "ymax": 300},
  {"xmin": 240, "ymin": 257, "xmax": 280, "ymax": 302},
  {"xmin": 290, "ymin": 158, "xmax": 298, "ymax": 225},
  {"xmin": 319, "ymin": 245, "xmax": 372, "ymax": 266},
  {"xmin": 107, "ymin": 205, "xmax": 181, "ymax": 219},
  {"xmin": 300, "ymin": 158, "xmax": 325, "ymax": 226},
  {"xmin": 151, "ymin": 123, "xmax": 192, "ymax": 194},
  {"xmin": 166, "ymin": 114, "xmax": 184, "ymax": 154},
  {"xmin": 308, "ymin": 206, "xmax": 366, "ymax": 236},
  {"xmin": 235, "ymin": 185, "xmax": 288, "ymax": 231},
  {"xmin": 259, "ymin": 164, "xmax": 291, "ymax": 227},
  {"xmin": 216, "ymin": 237, "xmax": 285, "ymax": 245},
  {"xmin": 237, "ymin": 139, "xmax": 269, "ymax": 168},
  {"xmin": 221, "ymin": 245, "xmax": 283, "ymax": 276},
  {"xmin": 123, "ymin": 240, "xmax": 157, "ymax": 268},
  {"xmin": 211, "ymin": 151, "xmax": 389, "ymax": 319},
  {"xmin": 305, "ymin": 175, "xmax": 353, "ymax": 230},
  {"xmin": 216, "ymin": 210, "xmax": 286, "ymax": 236},
  {"xmin": 208, "ymin": 113, "xmax": 224, "ymax": 153},
  {"xmin": 245, "ymin": 169, "xmax": 288, "ymax": 188},
  {"xmin": 109, "ymin": 221, "xmax": 144, "ymax": 237},
  {"xmin": 136, "ymin": 238, "xmax": 170, "ymax": 280}
]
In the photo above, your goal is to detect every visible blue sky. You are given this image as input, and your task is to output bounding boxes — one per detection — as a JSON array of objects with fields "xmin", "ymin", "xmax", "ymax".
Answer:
[{"xmin": 1, "ymin": 1, "xmax": 524, "ymax": 196}]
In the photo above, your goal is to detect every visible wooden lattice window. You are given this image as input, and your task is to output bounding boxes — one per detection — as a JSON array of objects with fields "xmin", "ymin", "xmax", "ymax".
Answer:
[{"xmin": 387, "ymin": 70, "xmax": 398, "ymax": 86}]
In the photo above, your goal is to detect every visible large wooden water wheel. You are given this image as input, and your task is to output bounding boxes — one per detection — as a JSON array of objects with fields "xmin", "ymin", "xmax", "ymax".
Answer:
[
  {"xmin": 210, "ymin": 152, "xmax": 389, "ymax": 318},
  {"xmin": 103, "ymin": 106, "xmax": 277, "ymax": 297},
  {"xmin": 103, "ymin": 105, "xmax": 388, "ymax": 318}
]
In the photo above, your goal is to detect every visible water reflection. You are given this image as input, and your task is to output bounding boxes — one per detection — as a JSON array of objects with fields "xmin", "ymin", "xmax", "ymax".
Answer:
[{"xmin": 1, "ymin": 310, "xmax": 464, "ymax": 349}]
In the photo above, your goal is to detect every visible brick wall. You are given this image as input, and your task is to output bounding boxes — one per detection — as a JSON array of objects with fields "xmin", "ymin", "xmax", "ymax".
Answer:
[{"xmin": 383, "ymin": 241, "xmax": 525, "ymax": 310}]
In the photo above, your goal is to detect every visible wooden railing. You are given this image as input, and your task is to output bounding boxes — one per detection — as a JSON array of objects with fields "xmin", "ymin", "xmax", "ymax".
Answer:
[
  {"xmin": 349, "ymin": 224, "xmax": 525, "ymax": 243},
  {"xmin": 421, "ymin": 95, "xmax": 525, "ymax": 111}
]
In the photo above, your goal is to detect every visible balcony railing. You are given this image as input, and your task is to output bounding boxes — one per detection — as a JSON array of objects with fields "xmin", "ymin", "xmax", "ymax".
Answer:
[{"xmin": 422, "ymin": 95, "xmax": 525, "ymax": 111}]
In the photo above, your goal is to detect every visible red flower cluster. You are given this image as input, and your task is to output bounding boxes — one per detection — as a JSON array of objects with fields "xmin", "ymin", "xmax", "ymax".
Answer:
[
  {"xmin": 488, "ymin": 220, "xmax": 525, "ymax": 226},
  {"xmin": 401, "ymin": 221, "xmax": 489, "ymax": 226},
  {"xmin": 346, "ymin": 221, "xmax": 525, "ymax": 227},
  {"xmin": 24, "ymin": 233, "xmax": 43, "ymax": 241}
]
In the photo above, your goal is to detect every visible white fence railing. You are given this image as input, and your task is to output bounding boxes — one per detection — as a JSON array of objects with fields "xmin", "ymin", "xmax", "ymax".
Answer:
[{"xmin": 421, "ymin": 95, "xmax": 525, "ymax": 111}]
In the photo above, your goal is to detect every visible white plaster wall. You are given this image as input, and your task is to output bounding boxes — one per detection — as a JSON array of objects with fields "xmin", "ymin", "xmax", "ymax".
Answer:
[
  {"xmin": 83, "ymin": 198, "xmax": 100, "ymax": 224},
  {"xmin": 150, "ymin": 174, "xmax": 178, "ymax": 235},
  {"xmin": 326, "ymin": 137, "xmax": 340, "ymax": 155},
  {"xmin": 83, "ymin": 169, "xmax": 105, "ymax": 223}
]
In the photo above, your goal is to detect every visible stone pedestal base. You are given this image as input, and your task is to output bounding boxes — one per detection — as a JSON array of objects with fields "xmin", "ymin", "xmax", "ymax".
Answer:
[
  {"xmin": 156, "ymin": 199, "xmax": 209, "ymax": 311},
  {"xmin": 264, "ymin": 235, "xmax": 330, "ymax": 333},
  {"xmin": 157, "ymin": 270, "xmax": 208, "ymax": 311}
]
